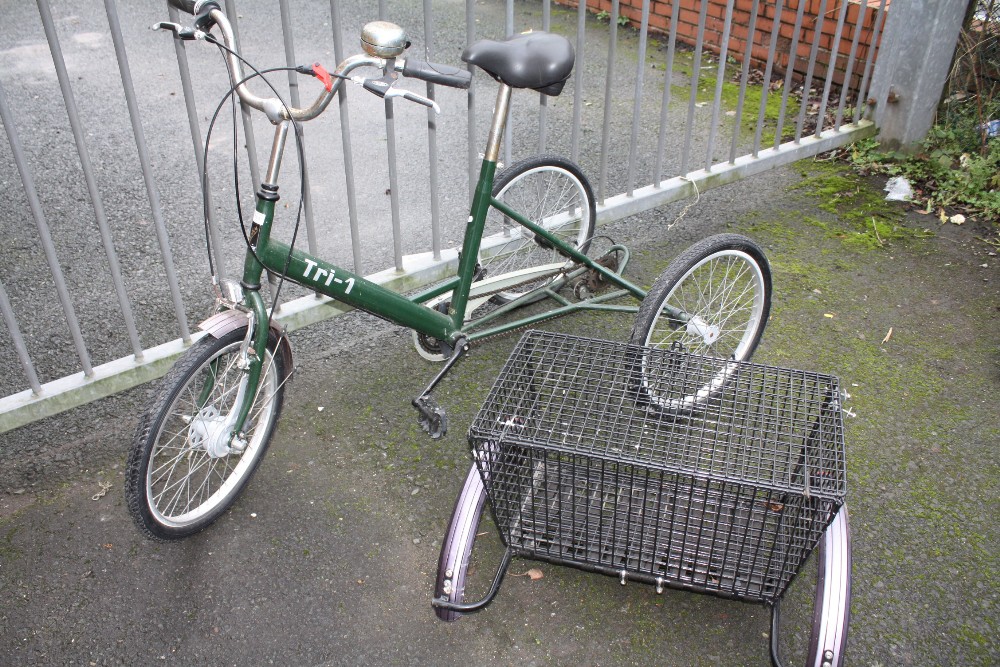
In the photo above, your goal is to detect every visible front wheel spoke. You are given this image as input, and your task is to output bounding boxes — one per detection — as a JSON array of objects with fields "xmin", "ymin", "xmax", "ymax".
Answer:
[{"xmin": 156, "ymin": 451, "xmax": 216, "ymax": 516}]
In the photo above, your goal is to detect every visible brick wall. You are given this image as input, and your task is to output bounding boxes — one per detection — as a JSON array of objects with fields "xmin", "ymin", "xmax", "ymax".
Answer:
[{"xmin": 567, "ymin": 0, "xmax": 889, "ymax": 92}]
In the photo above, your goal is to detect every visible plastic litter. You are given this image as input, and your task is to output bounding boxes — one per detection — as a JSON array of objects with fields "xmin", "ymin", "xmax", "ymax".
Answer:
[
  {"xmin": 981, "ymin": 119, "xmax": 1000, "ymax": 138},
  {"xmin": 884, "ymin": 176, "xmax": 913, "ymax": 202}
]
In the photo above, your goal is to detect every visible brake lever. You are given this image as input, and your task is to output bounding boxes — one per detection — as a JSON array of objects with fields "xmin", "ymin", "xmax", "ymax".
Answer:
[
  {"xmin": 353, "ymin": 74, "xmax": 441, "ymax": 114},
  {"xmin": 151, "ymin": 21, "xmax": 203, "ymax": 41},
  {"xmin": 385, "ymin": 87, "xmax": 441, "ymax": 114}
]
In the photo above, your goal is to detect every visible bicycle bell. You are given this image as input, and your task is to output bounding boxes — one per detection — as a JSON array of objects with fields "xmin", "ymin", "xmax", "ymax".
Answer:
[{"xmin": 361, "ymin": 21, "xmax": 410, "ymax": 58}]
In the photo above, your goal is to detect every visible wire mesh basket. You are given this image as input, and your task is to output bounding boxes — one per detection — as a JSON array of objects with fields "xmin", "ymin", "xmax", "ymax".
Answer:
[{"xmin": 469, "ymin": 330, "xmax": 847, "ymax": 604}]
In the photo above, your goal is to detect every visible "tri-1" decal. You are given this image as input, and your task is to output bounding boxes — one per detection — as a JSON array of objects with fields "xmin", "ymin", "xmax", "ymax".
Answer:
[{"xmin": 302, "ymin": 258, "xmax": 355, "ymax": 294}]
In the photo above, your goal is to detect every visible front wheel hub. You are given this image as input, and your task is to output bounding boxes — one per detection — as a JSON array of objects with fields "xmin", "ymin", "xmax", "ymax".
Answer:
[{"xmin": 188, "ymin": 406, "xmax": 233, "ymax": 459}]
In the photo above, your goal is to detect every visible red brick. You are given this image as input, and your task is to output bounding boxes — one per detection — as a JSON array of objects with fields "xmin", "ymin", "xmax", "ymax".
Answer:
[
  {"xmin": 652, "ymin": 1, "xmax": 673, "ymax": 21},
  {"xmin": 778, "ymin": 21, "xmax": 798, "ymax": 41},
  {"xmin": 705, "ymin": 16, "xmax": 727, "ymax": 35},
  {"xmin": 678, "ymin": 6, "xmax": 702, "ymax": 27}
]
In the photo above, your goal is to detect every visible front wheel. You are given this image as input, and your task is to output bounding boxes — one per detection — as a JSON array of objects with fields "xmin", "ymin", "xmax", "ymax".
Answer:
[
  {"xmin": 630, "ymin": 233, "xmax": 771, "ymax": 413},
  {"xmin": 125, "ymin": 326, "xmax": 289, "ymax": 540}
]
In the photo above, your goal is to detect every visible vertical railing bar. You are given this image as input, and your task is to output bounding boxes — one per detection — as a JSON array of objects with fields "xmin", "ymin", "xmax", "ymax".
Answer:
[
  {"xmin": 504, "ymin": 0, "xmax": 514, "ymax": 168},
  {"xmin": 774, "ymin": 0, "xmax": 808, "ymax": 150},
  {"xmin": 223, "ymin": 0, "xmax": 262, "ymax": 193},
  {"xmin": 0, "ymin": 279, "xmax": 41, "ymax": 395},
  {"xmin": 598, "ymin": 0, "xmax": 621, "ymax": 204},
  {"xmin": 278, "ymin": 0, "xmax": 319, "ymax": 258},
  {"xmin": 835, "ymin": 0, "xmax": 867, "ymax": 130},
  {"xmin": 423, "ymin": 0, "xmax": 442, "ymax": 260},
  {"xmin": 466, "ymin": 0, "xmax": 477, "ymax": 203},
  {"xmin": 753, "ymin": 0, "xmax": 785, "ymax": 157},
  {"xmin": 330, "ymin": 0, "xmax": 363, "ymax": 273},
  {"xmin": 815, "ymin": 0, "xmax": 850, "ymax": 137},
  {"xmin": 374, "ymin": 2, "xmax": 403, "ymax": 271},
  {"xmin": 0, "ymin": 80, "xmax": 94, "ymax": 376},
  {"xmin": 729, "ymin": 0, "xmax": 762, "ymax": 164},
  {"xmin": 570, "ymin": 0, "xmax": 587, "ymax": 163},
  {"xmin": 168, "ymin": 5, "xmax": 228, "ymax": 284},
  {"xmin": 654, "ymin": 0, "xmax": 681, "ymax": 185},
  {"xmin": 37, "ymin": 0, "xmax": 143, "ymax": 359},
  {"xmin": 538, "ymin": 0, "xmax": 551, "ymax": 154},
  {"xmin": 680, "ymin": 0, "xmax": 711, "ymax": 175},
  {"xmin": 626, "ymin": 1, "xmax": 651, "ymax": 195},
  {"xmin": 105, "ymin": 0, "xmax": 191, "ymax": 343},
  {"xmin": 854, "ymin": 0, "xmax": 888, "ymax": 125},
  {"xmin": 382, "ymin": 75, "xmax": 404, "ymax": 270},
  {"xmin": 794, "ymin": 0, "xmax": 828, "ymax": 143},
  {"xmin": 705, "ymin": 0, "xmax": 737, "ymax": 171}
]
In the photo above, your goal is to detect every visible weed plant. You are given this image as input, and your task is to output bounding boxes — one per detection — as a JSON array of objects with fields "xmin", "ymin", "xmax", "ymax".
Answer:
[{"xmin": 841, "ymin": 1, "xmax": 1000, "ymax": 225}]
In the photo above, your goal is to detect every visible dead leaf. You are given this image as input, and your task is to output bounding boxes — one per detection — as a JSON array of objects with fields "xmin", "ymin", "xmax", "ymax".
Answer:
[
  {"xmin": 938, "ymin": 208, "xmax": 948, "ymax": 223},
  {"xmin": 881, "ymin": 327, "xmax": 893, "ymax": 344},
  {"xmin": 512, "ymin": 568, "xmax": 545, "ymax": 580}
]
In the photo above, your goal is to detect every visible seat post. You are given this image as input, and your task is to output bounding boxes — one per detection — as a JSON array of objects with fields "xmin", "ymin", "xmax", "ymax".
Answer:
[{"xmin": 484, "ymin": 83, "xmax": 513, "ymax": 164}]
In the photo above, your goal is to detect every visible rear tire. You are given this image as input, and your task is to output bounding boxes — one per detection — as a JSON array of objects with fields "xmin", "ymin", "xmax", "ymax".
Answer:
[
  {"xmin": 630, "ymin": 234, "xmax": 771, "ymax": 413},
  {"xmin": 125, "ymin": 326, "xmax": 289, "ymax": 540},
  {"xmin": 434, "ymin": 463, "xmax": 488, "ymax": 621},
  {"xmin": 480, "ymin": 156, "xmax": 596, "ymax": 304}
]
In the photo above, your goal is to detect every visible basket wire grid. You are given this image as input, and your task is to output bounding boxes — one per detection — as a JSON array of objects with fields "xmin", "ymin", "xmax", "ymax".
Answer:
[{"xmin": 470, "ymin": 330, "xmax": 846, "ymax": 603}]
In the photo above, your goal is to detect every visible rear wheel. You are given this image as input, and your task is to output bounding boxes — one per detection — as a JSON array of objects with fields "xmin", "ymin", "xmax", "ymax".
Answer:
[
  {"xmin": 413, "ymin": 156, "xmax": 597, "ymax": 361},
  {"xmin": 125, "ymin": 326, "xmax": 289, "ymax": 540},
  {"xmin": 434, "ymin": 463, "xmax": 488, "ymax": 621},
  {"xmin": 630, "ymin": 234, "xmax": 771, "ymax": 413},
  {"xmin": 479, "ymin": 156, "xmax": 596, "ymax": 304}
]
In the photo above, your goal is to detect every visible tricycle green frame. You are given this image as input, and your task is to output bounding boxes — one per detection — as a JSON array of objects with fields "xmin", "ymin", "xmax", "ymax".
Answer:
[{"xmin": 228, "ymin": 83, "xmax": 652, "ymax": 443}]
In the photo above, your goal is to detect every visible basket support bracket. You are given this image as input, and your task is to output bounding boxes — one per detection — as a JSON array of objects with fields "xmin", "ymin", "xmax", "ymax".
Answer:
[{"xmin": 431, "ymin": 547, "xmax": 515, "ymax": 614}]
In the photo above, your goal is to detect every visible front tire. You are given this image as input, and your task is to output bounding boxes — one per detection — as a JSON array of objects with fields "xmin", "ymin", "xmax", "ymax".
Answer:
[
  {"xmin": 630, "ymin": 234, "xmax": 771, "ymax": 413},
  {"xmin": 125, "ymin": 326, "xmax": 289, "ymax": 540}
]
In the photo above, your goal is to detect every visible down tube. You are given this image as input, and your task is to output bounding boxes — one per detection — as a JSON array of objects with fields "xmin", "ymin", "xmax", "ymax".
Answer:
[{"xmin": 258, "ymin": 241, "xmax": 457, "ymax": 341}]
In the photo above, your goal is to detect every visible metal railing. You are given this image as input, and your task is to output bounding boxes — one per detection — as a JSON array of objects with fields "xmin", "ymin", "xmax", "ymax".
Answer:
[{"xmin": 0, "ymin": 0, "xmax": 885, "ymax": 432}]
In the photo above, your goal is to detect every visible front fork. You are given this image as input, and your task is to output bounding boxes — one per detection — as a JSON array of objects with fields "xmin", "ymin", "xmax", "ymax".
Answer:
[{"xmin": 206, "ymin": 193, "xmax": 276, "ymax": 456}]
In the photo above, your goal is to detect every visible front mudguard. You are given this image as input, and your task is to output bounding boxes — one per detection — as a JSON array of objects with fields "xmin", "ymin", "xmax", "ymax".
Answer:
[{"xmin": 198, "ymin": 309, "xmax": 294, "ymax": 382}]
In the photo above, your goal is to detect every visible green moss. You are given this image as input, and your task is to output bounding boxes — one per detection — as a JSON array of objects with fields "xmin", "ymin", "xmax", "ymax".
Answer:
[
  {"xmin": 0, "ymin": 525, "xmax": 21, "ymax": 561},
  {"xmin": 788, "ymin": 161, "xmax": 933, "ymax": 250}
]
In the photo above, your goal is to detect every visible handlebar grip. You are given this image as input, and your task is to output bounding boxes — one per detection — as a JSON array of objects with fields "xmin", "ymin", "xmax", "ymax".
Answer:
[
  {"xmin": 167, "ymin": 0, "xmax": 221, "ymax": 15},
  {"xmin": 401, "ymin": 59, "xmax": 472, "ymax": 89}
]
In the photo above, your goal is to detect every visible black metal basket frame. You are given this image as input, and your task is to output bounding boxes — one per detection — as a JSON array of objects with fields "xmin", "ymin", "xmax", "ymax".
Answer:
[{"xmin": 433, "ymin": 330, "xmax": 851, "ymax": 667}]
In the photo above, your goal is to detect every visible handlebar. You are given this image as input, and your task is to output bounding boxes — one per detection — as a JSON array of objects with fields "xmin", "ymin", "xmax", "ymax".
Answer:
[
  {"xmin": 399, "ymin": 59, "xmax": 472, "ymax": 90},
  {"xmin": 158, "ymin": 2, "xmax": 470, "ymax": 124}
]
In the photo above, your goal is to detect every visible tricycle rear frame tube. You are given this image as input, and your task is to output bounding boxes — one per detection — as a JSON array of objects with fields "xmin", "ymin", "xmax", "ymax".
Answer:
[{"xmin": 489, "ymin": 197, "xmax": 648, "ymax": 302}]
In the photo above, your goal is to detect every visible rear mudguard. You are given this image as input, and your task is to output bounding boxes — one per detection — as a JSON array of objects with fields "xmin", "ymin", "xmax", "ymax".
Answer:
[{"xmin": 198, "ymin": 309, "xmax": 294, "ymax": 380}]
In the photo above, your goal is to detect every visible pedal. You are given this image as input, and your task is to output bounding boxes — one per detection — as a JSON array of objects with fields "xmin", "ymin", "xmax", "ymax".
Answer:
[
  {"xmin": 413, "ymin": 395, "xmax": 448, "ymax": 439},
  {"xmin": 410, "ymin": 336, "xmax": 467, "ymax": 440}
]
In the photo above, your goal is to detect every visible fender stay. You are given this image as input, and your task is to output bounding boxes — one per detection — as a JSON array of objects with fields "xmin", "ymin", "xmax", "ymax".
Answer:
[{"xmin": 198, "ymin": 309, "xmax": 294, "ymax": 381}]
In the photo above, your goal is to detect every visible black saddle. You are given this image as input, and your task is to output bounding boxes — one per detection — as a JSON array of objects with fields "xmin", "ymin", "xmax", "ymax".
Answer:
[{"xmin": 462, "ymin": 31, "xmax": 574, "ymax": 96}]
